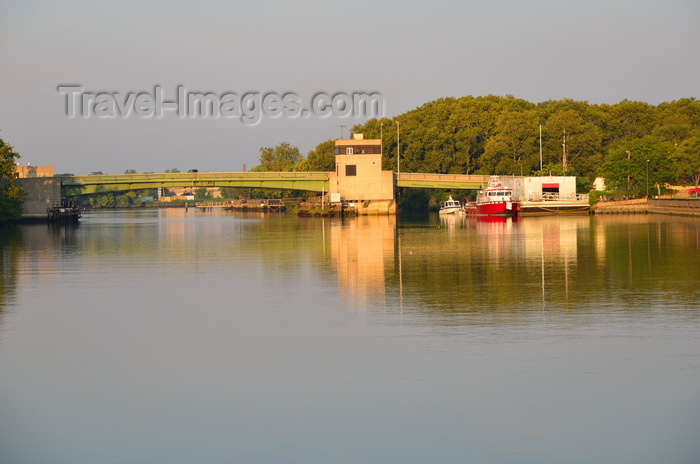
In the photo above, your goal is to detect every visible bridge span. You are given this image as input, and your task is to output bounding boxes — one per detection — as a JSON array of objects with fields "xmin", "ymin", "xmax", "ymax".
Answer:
[
  {"xmin": 395, "ymin": 173, "xmax": 491, "ymax": 190},
  {"xmin": 60, "ymin": 171, "xmax": 492, "ymax": 197},
  {"xmin": 60, "ymin": 172, "xmax": 331, "ymax": 196}
]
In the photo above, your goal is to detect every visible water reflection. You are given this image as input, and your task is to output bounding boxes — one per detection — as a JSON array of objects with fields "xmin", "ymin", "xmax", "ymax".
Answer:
[
  {"xmin": 1, "ymin": 211, "xmax": 699, "ymax": 464},
  {"xmin": 330, "ymin": 216, "xmax": 395, "ymax": 309},
  {"xmin": 329, "ymin": 213, "xmax": 700, "ymax": 322},
  {"xmin": 0, "ymin": 225, "xmax": 81, "ymax": 313},
  {"xmin": 2, "ymin": 213, "xmax": 699, "ymax": 324},
  {"xmin": 0, "ymin": 227, "xmax": 21, "ymax": 327}
]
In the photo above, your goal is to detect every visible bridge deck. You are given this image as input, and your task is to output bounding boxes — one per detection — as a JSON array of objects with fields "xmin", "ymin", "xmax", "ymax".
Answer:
[
  {"xmin": 61, "ymin": 171, "xmax": 492, "ymax": 197},
  {"xmin": 396, "ymin": 173, "xmax": 491, "ymax": 190},
  {"xmin": 61, "ymin": 172, "xmax": 331, "ymax": 196}
]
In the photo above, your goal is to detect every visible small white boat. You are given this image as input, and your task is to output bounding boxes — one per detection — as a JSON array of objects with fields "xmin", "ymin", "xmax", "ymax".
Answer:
[{"xmin": 439, "ymin": 196, "xmax": 464, "ymax": 214}]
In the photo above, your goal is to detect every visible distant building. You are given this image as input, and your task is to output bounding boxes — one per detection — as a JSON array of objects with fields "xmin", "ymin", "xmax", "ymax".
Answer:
[
  {"xmin": 167, "ymin": 187, "xmax": 222, "ymax": 198},
  {"xmin": 592, "ymin": 177, "xmax": 606, "ymax": 191},
  {"xmin": 495, "ymin": 176, "xmax": 580, "ymax": 202},
  {"xmin": 160, "ymin": 195, "xmax": 195, "ymax": 202},
  {"xmin": 15, "ymin": 164, "xmax": 54, "ymax": 178},
  {"xmin": 523, "ymin": 176, "xmax": 578, "ymax": 201}
]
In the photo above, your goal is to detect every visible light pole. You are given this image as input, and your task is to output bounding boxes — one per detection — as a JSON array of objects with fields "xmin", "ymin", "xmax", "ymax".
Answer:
[
  {"xmin": 380, "ymin": 122, "xmax": 383, "ymax": 156},
  {"xmin": 396, "ymin": 120, "xmax": 400, "ymax": 174},
  {"xmin": 539, "ymin": 124, "xmax": 543, "ymax": 171},
  {"xmin": 646, "ymin": 159, "xmax": 650, "ymax": 198}
]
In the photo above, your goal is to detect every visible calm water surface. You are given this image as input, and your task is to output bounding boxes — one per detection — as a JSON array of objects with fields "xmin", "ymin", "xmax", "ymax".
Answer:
[{"xmin": 1, "ymin": 210, "xmax": 699, "ymax": 464}]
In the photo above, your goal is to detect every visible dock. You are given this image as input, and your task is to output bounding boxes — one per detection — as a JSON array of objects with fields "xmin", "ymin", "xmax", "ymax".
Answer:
[
  {"xmin": 225, "ymin": 199, "xmax": 286, "ymax": 212},
  {"xmin": 47, "ymin": 200, "xmax": 81, "ymax": 224},
  {"xmin": 297, "ymin": 199, "xmax": 357, "ymax": 217},
  {"xmin": 520, "ymin": 201, "xmax": 591, "ymax": 216},
  {"xmin": 519, "ymin": 193, "xmax": 591, "ymax": 216}
]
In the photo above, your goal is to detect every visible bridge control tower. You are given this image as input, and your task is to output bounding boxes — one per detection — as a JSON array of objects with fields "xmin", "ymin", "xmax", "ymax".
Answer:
[{"xmin": 329, "ymin": 134, "xmax": 396, "ymax": 214}]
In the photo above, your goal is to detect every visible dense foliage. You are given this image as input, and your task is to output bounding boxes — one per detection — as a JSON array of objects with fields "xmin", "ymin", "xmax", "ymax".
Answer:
[
  {"xmin": 77, "ymin": 191, "xmax": 145, "ymax": 208},
  {"xmin": 346, "ymin": 96, "xmax": 700, "ymax": 190},
  {"xmin": 253, "ymin": 96, "xmax": 700, "ymax": 197},
  {"xmin": 251, "ymin": 142, "xmax": 303, "ymax": 172},
  {"xmin": 0, "ymin": 137, "xmax": 25, "ymax": 222}
]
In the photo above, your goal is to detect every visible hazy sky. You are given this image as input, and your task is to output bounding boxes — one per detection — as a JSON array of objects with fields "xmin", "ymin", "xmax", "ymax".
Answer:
[{"xmin": 1, "ymin": 0, "xmax": 699, "ymax": 174}]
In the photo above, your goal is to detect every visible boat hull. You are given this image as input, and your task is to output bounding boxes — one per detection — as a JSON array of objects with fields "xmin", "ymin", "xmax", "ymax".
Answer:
[
  {"xmin": 439, "ymin": 196, "xmax": 464, "ymax": 214},
  {"xmin": 465, "ymin": 200, "xmax": 520, "ymax": 216},
  {"xmin": 439, "ymin": 206, "xmax": 464, "ymax": 215}
]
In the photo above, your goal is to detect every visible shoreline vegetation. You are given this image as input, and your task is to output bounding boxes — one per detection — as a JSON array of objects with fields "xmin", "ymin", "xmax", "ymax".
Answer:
[{"xmin": 0, "ymin": 137, "xmax": 25, "ymax": 224}]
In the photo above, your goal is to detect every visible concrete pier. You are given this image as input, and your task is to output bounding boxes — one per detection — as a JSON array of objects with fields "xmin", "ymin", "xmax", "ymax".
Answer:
[{"xmin": 592, "ymin": 197, "xmax": 700, "ymax": 216}]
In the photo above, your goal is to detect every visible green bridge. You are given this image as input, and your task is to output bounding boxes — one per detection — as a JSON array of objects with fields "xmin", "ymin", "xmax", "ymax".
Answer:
[
  {"xmin": 60, "ymin": 172, "xmax": 331, "ymax": 196},
  {"xmin": 60, "ymin": 172, "xmax": 492, "ymax": 197}
]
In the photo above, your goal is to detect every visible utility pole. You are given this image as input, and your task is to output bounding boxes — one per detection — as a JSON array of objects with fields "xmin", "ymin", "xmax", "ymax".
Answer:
[
  {"xmin": 562, "ymin": 128, "xmax": 568, "ymax": 172},
  {"xmin": 539, "ymin": 124, "xmax": 543, "ymax": 171},
  {"xmin": 626, "ymin": 150, "xmax": 631, "ymax": 191},
  {"xmin": 337, "ymin": 125, "xmax": 346, "ymax": 140}
]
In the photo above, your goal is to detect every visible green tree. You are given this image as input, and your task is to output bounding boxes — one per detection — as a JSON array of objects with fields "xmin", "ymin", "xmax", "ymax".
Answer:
[
  {"xmin": 652, "ymin": 114, "xmax": 693, "ymax": 146},
  {"xmin": 0, "ymin": 137, "xmax": 26, "ymax": 222},
  {"xmin": 195, "ymin": 187, "xmax": 213, "ymax": 200},
  {"xmin": 601, "ymin": 136, "xmax": 674, "ymax": 194},
  {"xmin": 88, "ymin": 192, "xmax": 116, "ymax": 207},
  {"xmin": 669, "ymin": 137, "xmax": 700, "ymax": 186},
  {"xmin": 600, "ymin": 99, "xmax": 657, "ymax": 144},
  {"xmin": 248, "ymin": 142, "xmax": 304, "ymax": 198},
  {"xmin": 253, "ymin": 142, "xmax": 302, "ymax": 172},
  {"xmin": 300, "ymin": 139, "xmax": 336, "ymax": 171},
  {"xmin": 540, "ymin": 109, "xmax": 604, "ymax": 179},
  {"xmin": 297, "ymin": 95, "xmax": 700, "ymax": 189},
  {"xmin": 480, "ymin": 110, "xmax": 539, "ymax": 175}
]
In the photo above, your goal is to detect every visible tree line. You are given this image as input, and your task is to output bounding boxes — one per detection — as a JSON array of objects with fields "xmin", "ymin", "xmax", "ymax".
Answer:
[{"xmin": 257, "ymin": 95, "xmax": 700, "ymax": 194}]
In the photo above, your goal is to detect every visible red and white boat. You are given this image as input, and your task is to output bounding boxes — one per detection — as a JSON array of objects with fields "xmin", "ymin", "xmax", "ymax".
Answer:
[{"xmin": 464, "ymin": 180, "xmax": 521, "ymax": 216}]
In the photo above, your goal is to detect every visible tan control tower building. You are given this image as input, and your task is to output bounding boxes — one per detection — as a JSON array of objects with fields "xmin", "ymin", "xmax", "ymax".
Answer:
[{"xmin": 328, "ymin": 134, "xmax": 396, "ymax": 214}]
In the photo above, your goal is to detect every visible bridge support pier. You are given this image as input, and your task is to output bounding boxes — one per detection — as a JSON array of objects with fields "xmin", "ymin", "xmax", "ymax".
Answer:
[{"xmin": 17, "ymin": 177, "xmax": 61, "ymax": 220}]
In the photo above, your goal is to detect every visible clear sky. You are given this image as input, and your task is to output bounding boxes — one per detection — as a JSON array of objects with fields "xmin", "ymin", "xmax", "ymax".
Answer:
[{"xmin": 1, "ymin": 0, "xmax": 699, "ymax": 174}]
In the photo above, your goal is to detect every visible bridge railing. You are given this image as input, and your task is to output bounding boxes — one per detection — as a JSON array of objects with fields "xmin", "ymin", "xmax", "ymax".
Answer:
[
  {"xmin": 396, "ymin": 173, "xmax": 492, "ymax": 183},
  {"xmin": 62, "ymin": 171, "xmax": 330, "ymax": 183},
  {"xmin": 60, "ymin": 171, "xmax": 331, "ymax": 196},
  {"xmin": 525, "ymin": 192, "xmax": 590, "ymax": 202}
]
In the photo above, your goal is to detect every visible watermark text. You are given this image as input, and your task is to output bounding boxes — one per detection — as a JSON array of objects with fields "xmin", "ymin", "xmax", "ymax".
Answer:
[{"xmin": 57, "ymin": 85, "xmax": 384, "ymax": 125}]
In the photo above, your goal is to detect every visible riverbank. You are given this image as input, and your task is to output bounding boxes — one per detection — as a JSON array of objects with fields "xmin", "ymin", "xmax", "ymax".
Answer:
[{"xmin": 592, "ymin": 197, "xmax": 700, "ymax": 216}]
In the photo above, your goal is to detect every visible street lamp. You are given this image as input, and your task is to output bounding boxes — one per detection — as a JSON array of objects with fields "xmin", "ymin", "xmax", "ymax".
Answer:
[
  {"xmin": 396, "ymin": 120, "xmax": 400, "ymax": 174},
  {"xmin": 380, "ymin": 122, "xmax": 383, "ymax": 156}
]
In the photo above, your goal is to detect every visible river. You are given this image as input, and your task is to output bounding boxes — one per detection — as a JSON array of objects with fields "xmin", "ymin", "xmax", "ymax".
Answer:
[{"xmin": 1, "ymin": 210, "xmax": 699, "ymax": 464}]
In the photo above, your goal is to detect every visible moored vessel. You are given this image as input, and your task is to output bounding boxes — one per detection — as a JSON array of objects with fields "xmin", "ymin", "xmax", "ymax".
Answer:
[
  {"xmin": 464, "ymin": 180, "xmax": 520, "ymax": 216},
  {"xmin": 439, "ymin": 196, "xmax": 464, "ymax": 214}
]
